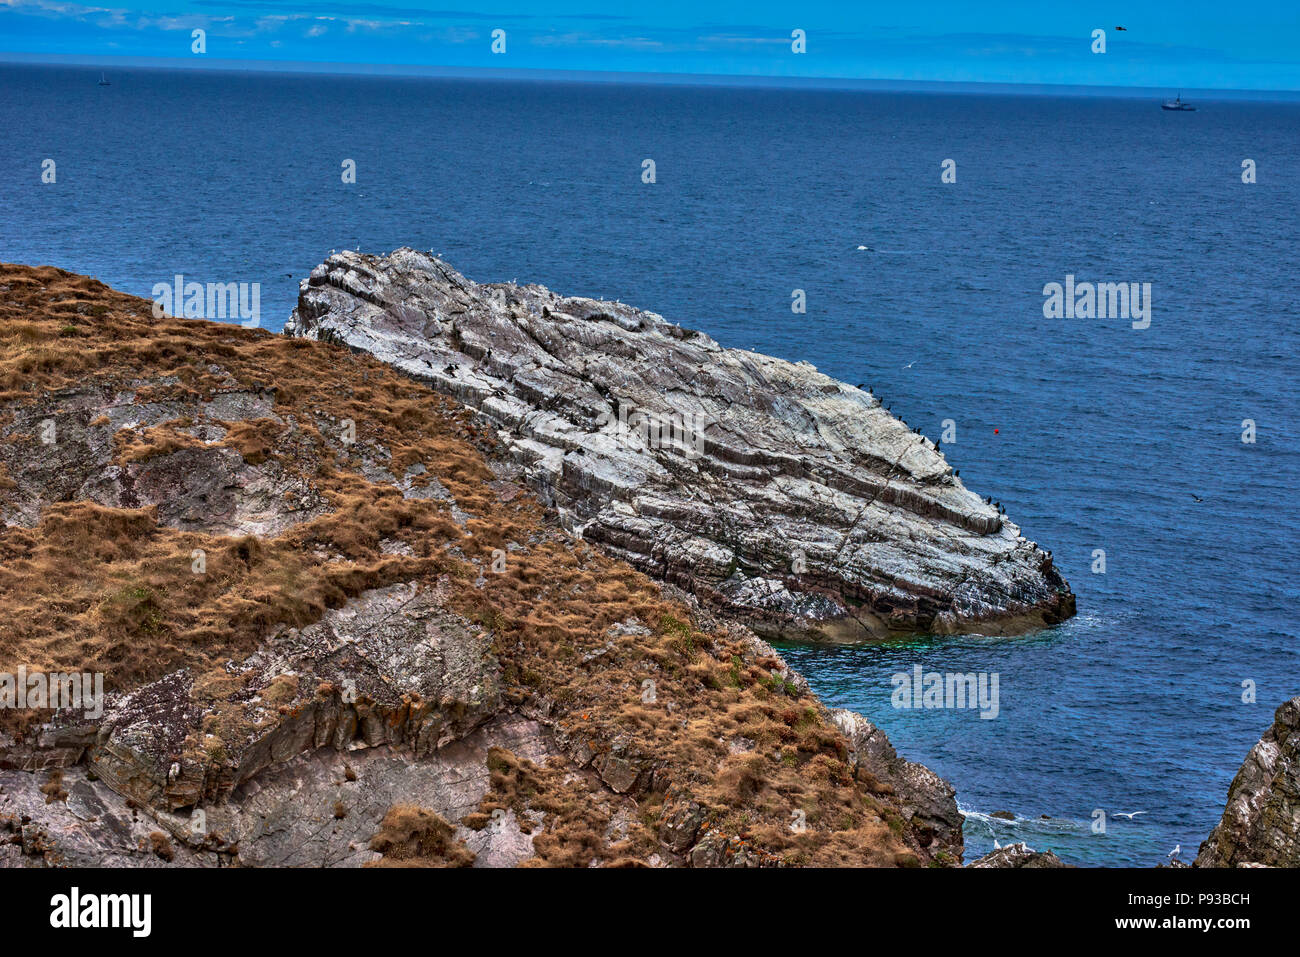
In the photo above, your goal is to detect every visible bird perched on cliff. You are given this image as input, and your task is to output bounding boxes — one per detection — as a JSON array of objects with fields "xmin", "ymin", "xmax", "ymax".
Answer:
[
  {"xmin": 444, "ymin": 363, "xmax": 458, "ymax": 375},
  {"xmin": 1168, "ymin": 844, "xmax": 1181, "ymax": 859}
]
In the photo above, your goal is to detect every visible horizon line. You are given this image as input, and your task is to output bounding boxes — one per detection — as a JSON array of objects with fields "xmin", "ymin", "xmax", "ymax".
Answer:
[{"xmin": 5, "ymin": 52, "xmax": 1300, "ymax": 101}]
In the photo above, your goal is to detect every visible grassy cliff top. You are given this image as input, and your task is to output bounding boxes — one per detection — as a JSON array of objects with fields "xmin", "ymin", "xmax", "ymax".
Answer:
[{"xmin": 0, "ymin": 264, "xmax": 946, "ymax": 867}]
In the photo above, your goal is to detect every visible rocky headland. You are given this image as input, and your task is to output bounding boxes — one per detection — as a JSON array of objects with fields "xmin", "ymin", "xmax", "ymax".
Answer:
[
  {"xmin": 0, "ymin": 263, "xmax": 973, "ymax": 868},
  {"xmin": 2, "ymin": 255, "xmax": 1286, "ymax": 871},
  {"xmin": 286, "ymin": 249, "xmax": 1075, "ymax": 643}
]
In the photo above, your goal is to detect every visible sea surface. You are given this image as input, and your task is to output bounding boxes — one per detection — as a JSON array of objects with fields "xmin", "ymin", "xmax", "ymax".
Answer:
[{"xmin": 2, "ymin": 64, "xmax": 1297, "ymax": 867}]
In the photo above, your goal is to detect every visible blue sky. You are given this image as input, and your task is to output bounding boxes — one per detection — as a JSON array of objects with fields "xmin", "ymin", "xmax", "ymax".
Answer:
[{"xmin": 3, "ymin": 0, "xmax": 1299, "ymax": 90}]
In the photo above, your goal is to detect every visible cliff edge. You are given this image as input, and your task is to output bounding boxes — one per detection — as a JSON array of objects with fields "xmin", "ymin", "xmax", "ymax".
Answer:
[
  {"xmin": 1196, "ymin": 696, "xmax": 1300, "ymax": 868},
  {"xmin": 0, "ymin": 264, "xmax": 961, "ymax": 868}
]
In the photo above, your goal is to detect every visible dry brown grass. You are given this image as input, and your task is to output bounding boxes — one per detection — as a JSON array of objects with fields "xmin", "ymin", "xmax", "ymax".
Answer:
[
  {"xmin": 148, "ymin": 831, "xmax": 175, "ymax": 862},
  {"xmin": 40, "ymin": 769, "xmax": 67, "ymax": 804},
  {"xmin": 368, "ymin": 805, "xmax": 475, "ymax": 867}
]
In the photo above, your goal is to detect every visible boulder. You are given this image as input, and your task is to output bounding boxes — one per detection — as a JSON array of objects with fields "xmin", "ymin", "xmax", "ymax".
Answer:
[{"xmin": 968, "ymin": 842, "xmax": 1069, "ymax": 868}]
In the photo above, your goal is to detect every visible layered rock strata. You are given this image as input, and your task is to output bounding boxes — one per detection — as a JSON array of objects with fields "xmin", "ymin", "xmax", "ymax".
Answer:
[{"xmin": 287, "ymin": 249, "xmax": 1074, "ymax": 642}]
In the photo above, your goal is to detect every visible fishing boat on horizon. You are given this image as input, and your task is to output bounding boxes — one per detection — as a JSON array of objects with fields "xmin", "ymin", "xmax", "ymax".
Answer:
[{"xmin": 1161, "ymin": 92, "xmax": 1195, "ymax": 111}]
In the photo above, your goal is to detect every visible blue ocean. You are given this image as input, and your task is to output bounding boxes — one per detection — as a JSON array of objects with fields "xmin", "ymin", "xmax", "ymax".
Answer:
[{"xmin": 3, "ymin": 64, "xmax": 1297, "ymax": 866}]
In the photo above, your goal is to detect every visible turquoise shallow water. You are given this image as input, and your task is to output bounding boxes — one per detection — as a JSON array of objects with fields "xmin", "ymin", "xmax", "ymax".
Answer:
[{"xmin": 2, "ymin": 65, "xmax": 1297, "ymax": 866}]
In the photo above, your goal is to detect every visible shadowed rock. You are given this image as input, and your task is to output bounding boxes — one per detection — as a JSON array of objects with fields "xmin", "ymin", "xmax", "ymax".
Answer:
[{"xmin": 287, "ymin": 248, "xmax": 1075, "ymax": 642}]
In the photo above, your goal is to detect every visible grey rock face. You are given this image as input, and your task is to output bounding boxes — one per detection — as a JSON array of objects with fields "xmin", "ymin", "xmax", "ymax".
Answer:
[
  {"xmin": 88, "ymin": 580, "xmax": 500, "ymax": 811},
  {"xmin": 0, "ymin": 385, "xmax": 324, "ymax": 535},
  {"xmin": 0, "ymin": 767, "xmax": 212, "ymax": 867},
  {"xmin": 830, "ymin": 708, "xmax": 963, "ymax": 860},
  {"xmin": 1196, "ymin": 697, "xmax": 1300, "ymax": 868},
  {"xmin": 0, "ymin": 714, "xmax": 555, "ymax": 868},
  {"xmin": 287, "ymin": 248, "xmax": 1074, "ymax": 642}
]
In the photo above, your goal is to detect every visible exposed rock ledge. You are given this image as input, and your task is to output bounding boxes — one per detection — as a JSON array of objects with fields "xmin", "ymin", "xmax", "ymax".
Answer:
[
  {"xmin": 286, "ymin": 249, "xmax": 1074, "ymax": 642},
  {"xmin": 1195, "ymin": 696, "xmax": 1300, "ymax": 867}
]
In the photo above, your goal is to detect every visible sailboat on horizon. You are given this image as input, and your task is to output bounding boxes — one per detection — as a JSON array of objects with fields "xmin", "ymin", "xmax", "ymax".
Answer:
[{"xmin": 97, "ymin": 72, "xmax": 110, "ymax": 86}]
